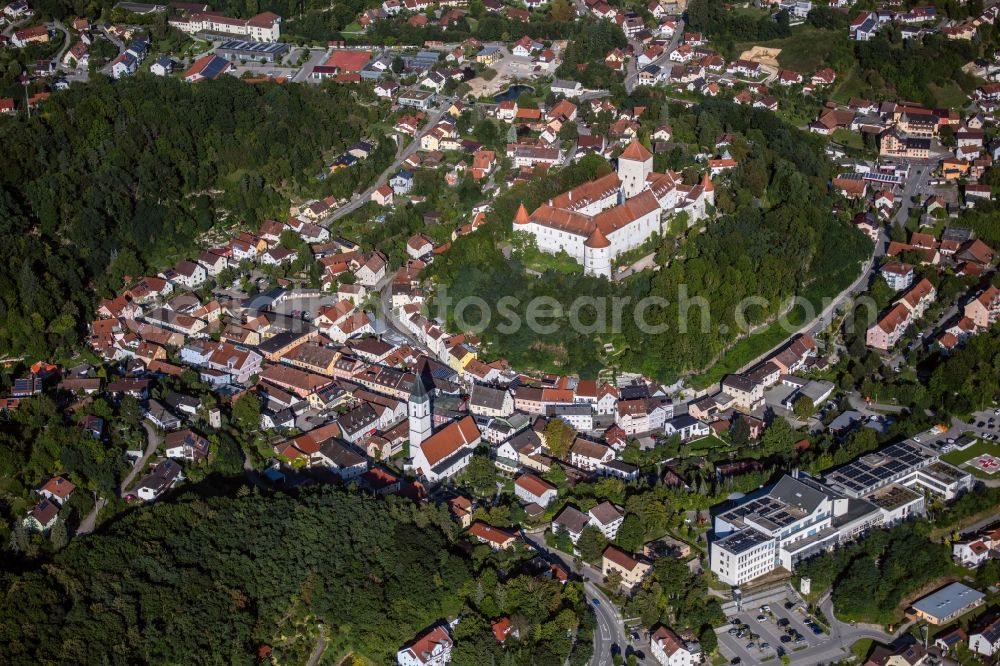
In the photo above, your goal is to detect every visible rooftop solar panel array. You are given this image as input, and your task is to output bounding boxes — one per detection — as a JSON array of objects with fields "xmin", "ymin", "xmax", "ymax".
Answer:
[
  {"xmin": 719, "ymin": 496, "xmax": 805, "ymax": 530},
  {"xmin": 218, "ymin": 40, "xmax": 287, "ymax": 55},
  {"xmin": 825, "ymin": 441, "xmax": 933, "ymax": 496},
  {"xmin": 199, "ymin": 56, "xmax": 230, "ymax": 80},
  {"xmin": 718, "ymin": 528, "xmax": 770, "ymax": 554}
]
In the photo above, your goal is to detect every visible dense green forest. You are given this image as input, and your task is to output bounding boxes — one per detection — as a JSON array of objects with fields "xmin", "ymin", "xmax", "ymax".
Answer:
[
  {"xmin": 0, "ymin": 76, "xmax": 381, "ymax": 360},
  {"xmin": 686, "ymin": 0, "xmax": 791, "ymax": 44},
  {"xmin": 428, "ymin": 100, "xmax": 871, "ymax": 380},
  {"xmin": 0, "ymin": 487, "xmax": 593, "ymax": 665}
]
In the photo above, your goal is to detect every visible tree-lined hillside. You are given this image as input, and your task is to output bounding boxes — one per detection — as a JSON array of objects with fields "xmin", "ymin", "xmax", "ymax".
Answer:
[
  {"xmin": 0, "ymin": 77, "xmax": 379, "ymax": 359},
  {"xmin": 0, "ymin": 487, "xmax": 594, "ymax": 665}
]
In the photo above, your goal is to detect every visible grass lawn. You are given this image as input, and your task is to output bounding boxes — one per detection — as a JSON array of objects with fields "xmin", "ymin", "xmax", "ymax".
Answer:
[
  {"xmin": 941, "ymin": 439, "xmax": 1000, "ymax": 479},
  {"xmin": 851, "ymin": 638, "xmax": 874, "ymax": 661},
  {"xmin": 517, "ymin": 245, "xmax": 583, "ymax": 275},
  {"xmin": 830, "ymin": 66, "xmax": 870, "ymax": 103},
  {"xmin": 688, "ymin": 434, "xmax": 731, "ymax": 455},
  {"xmin": 832, "ymin": 128, "xmax": 864, "ymax": 150},
  {"xmin": 730, "ymin": 4, "xmax": 772, "ymax": 17},
  {"xmin": 927, "ymin": 81, "xmax": 971, "ymax": 109}
]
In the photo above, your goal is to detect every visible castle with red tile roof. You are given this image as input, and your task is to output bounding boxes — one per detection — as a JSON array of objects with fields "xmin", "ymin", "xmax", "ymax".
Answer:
[{"xmin": 513, "ymin": 139, "xmax": 714, "ymax": 277}]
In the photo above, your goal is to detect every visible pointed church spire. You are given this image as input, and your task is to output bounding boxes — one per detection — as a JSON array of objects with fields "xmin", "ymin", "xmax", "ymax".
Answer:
[{"xmin": 410, "ymin": 365, "xmax": 430, "ymax": 403}]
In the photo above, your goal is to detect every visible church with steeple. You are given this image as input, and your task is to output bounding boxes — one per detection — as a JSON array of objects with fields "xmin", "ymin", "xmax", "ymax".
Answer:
[
  {"xmin": 512, "ymin": 139, "xmax": 715, "ymax": 278},
  {"xmin": 406, "ymin": 369, "xmax": 481, "ymax": 483}
]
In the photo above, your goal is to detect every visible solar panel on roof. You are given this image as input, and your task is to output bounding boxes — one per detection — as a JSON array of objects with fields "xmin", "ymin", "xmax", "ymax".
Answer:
[{"xmin": 201, "ymin": 57, "xmax": 230, "ymax": 79}]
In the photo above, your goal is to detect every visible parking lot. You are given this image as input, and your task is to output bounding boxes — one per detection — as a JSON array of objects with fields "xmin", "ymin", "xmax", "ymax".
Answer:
[
  {"xmin": 717, "ymin": 598, "xmax": 831, "ymax": 664},
  {"xmin": 966, "ymin": 408, "xmax": 1000, "ymax": 441}
]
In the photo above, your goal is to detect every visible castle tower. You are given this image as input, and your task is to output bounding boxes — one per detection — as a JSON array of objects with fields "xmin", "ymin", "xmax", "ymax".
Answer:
[
  {"xmin": 618, "ymin": 140, "xmax": 653, "ymax": 199},
  {"xmin": 701, "ymin": 171, "xmax": 715, "ymax": 208},
  {"xmin": 583, "ymin": 226, "xmax": 612, "ymax": 278},
  {"xmin": 408, "ymin": 369, "xmax": 432, "ymax": 451},
  {"xmin": 514, "ymin": 202, "xmax": 530, "ymax": 228}
]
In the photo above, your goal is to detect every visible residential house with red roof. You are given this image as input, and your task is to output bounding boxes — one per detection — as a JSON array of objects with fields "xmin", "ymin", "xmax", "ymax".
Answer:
[
  {"xmin": 602, "ymin": 545, "xmax": 651, "ymax": 590},
  {"xmin": 650, "ymin": 625, "xmax": 701, "ymax": 665},
  {"xmin": 514, "ymin": 472, "xmax": 557, "ymax": 507},
  {"xmin": 397, "ymin": 625, "xmax": 453, "ymax": 666},
  {"xmin": 38, "ymin": 476, "xmax": 76, "ymax": 505}
]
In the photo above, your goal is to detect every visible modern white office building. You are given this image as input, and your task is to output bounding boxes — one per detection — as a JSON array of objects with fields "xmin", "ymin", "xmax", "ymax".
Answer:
[{"xmin": 710, "ymin": 440, "xmax": 970, "ymax": 586}]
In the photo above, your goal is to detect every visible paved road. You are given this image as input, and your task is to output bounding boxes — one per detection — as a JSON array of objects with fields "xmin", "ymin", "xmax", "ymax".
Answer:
[
  {"xmin": 625, "ymin": 21, "xmax": 685, "ymax": 93},
  {"xmin": 305, "ymin": 626, "xmax": 326, "ymax": 666},
  {"xmin": 1, "ymin": 16, "xmax": 28, "ymax": 37},
  {"xmin": 98, "ymin": 26, "xmax": 125, "ymax": 76},
  {"xmin": 120, "ymin": 421, "xmax": 162, "ymax": 496},
  {"xmin": 521, "ymin": 530, "xmax": 633, "ymax": 665},
  {"xmin": 720, "ymin": 591, "xmax": 901, "ymax": 665},
  {"xmin": 813, "ymin": 594, "xmax": 910, "ymax": 665},
  {"xmin": 75, "ymin": 496, "xmax": 107, "ymax": 536},
  {"xmin": 100, "ymin": 25, "xmax": 124, "ymax": 52},
  {"xmin": 52, "ymin": 20, "xmax": 71, "ymax": 64},
  {"xmin": 587, "ymin": 581, "xmax": 627, "ymax": 666},
  {"xmin": 319, "ymin": 104, "xmax": 450, "ymax": 228},
  {"xmin": 959, "ymin": 510, "xmax": 1000, "ymax": 536},
  {"xmin": 292, "ymin": 47, "xmax": 330, "ymax": 83}
]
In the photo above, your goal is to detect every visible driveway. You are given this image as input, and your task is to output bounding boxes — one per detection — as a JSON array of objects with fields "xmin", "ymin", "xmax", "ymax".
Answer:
[
  {"xmin": 120, "ymin": 421, "xmax": 162, "ymax": 496},
  {"xmin": 75, "ymin": 496, "xmax": 107, "ymax": 536},
  {"xmin": 52, "ymin": 20, "xmax": 71, "ymax": 64},
  {"xmin": 1, "ymin": 15, "xmax": 28, "ymax": 37}
]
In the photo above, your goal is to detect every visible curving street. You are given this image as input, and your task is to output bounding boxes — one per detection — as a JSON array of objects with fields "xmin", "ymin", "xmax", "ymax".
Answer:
[
  {"xmin": 120, "ymin": 421, "xmax": 162, "ymax": 497},
  {"xmin": 520, "ymin": 529, "xmax": 632, "ymax": 664},
  {"xmin": 319, "ymin": 103, "xmax": 451, "ymax": 229}
]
